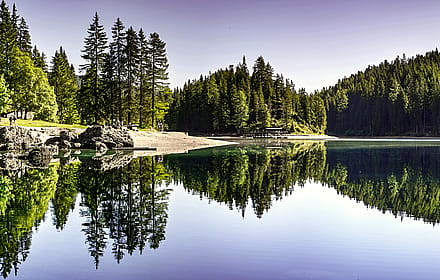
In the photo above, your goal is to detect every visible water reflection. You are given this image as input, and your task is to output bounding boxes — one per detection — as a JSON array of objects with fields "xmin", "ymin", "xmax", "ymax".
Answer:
[
  {"xmin": 166, "ymin": 142, "xmax": 326, "ymax": 217},
  {"xmin": 0, "ymin": 141, "xmax": 440, "ymax": 277}
]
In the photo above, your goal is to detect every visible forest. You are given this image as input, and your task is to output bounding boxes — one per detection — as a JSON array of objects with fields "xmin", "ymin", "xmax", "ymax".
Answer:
[
  {"xmin": 3, "ymin": 1, "xmax": 440, "ymax": 135},
  {"xmin": 0, "ymin": 1, "xmax": 170, "ymax": 127},
  {"xmin": 166, "ymin": 57, "xmax": 327, "ymax": 134},
  {"xmin": 321, "ymin": 50, "xmax": 440, "ymax": 136}
]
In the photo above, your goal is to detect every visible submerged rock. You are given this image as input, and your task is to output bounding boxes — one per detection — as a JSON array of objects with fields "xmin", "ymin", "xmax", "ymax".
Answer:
[{"xmin": 77, "ymin": 125, "xmax": 134, "ymax": 150}]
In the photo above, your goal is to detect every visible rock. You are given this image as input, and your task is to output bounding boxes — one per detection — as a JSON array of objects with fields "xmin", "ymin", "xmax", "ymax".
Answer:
[
  {"xmin": 77, "ymin": 125, "xmax": 134, "ymax": 150},
  {"xmin": 0, "ymin": 126, "xmax": 43, "ymax": 151},
  {"xmin": 45, "ymin": 130, "xmax": 78, "ymax": 150},
  {"xmin": 59, "ymin": 140, "xmax": 71, "ymax": 150},
  {"xmin": 0, "ymin": 153, "xmax": 22, "ymax": 170},
  {"xmin": 59, "ymin": 130, "xmax": 77, "ymax": 141},
  {"xmin": 27, "ymin": 146, "xmax": 54, "ymax": 168},
  {"xmin": 45, "ymin": 136, "xmax": 60, "ymax": 146},
  {"xmin": 95, "ymin": 141, "xmax": 108, "ymax": 153}
]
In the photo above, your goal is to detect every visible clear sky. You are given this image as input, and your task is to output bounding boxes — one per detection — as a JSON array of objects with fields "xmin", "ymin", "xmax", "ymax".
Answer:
[{"xmin": 6, "ymin": 0, "xmax": 440, "ymax": 91}]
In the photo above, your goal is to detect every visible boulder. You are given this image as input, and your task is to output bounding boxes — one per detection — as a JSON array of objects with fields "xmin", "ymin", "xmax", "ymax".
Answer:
[
  {"xmin": 0, "ymin": 126, "xmax": 42, "ymax": 151},
  {"xmin": 77, "ymin": 125, "xmax": 134, "ymax": 150},
  {"xmin": 45, "ymin": 130, "xmax": 78, "ymax": 150}
]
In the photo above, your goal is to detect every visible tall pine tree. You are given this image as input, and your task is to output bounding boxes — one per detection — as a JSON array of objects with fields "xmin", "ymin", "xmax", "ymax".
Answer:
[
  {"xmin": 50, "ymin": 46, "xmax": 79, "ymax": 124},
  {"xmin": 147, "ymin": 32, "xmax": 169, "ymax": 128},
  {"xmin": 80, "ymin": 12, "xmax": 108, "ymax": 124}
]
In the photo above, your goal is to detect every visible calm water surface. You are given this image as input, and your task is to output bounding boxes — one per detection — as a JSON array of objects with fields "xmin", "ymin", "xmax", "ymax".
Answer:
[{"xmin": 2, "ymin": 141, "xmax": 440, "ymax": 279}]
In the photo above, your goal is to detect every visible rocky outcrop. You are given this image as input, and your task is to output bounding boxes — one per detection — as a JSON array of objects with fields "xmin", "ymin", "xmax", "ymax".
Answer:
[
  {"xmin": 0, "ymin": 126, "xmax": 43, "ymax": 151},
  {"xmin": 45, "ymin": 130, "xmax": 77, "ymax": 149},
  {"xmin": 77, "ymin": 125, "xmax": 134, "ymax": 151}
]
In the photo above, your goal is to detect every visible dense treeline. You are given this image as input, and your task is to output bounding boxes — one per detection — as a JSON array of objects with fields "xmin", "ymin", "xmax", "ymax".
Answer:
[
  {"xmin": 0, "ymin": 1, "xmax": 58, "ymax": 121},
  {"xmin": 0, "ymin": 2, "xmax": 170, "ymax": 127},
  {"xmin": 79, "ymin": 14, "xmax": 170, "ymax": 126},
  {"xmin": 167, "ymin": 56, "xmax": 326, "ymax": 134},
  {"xmin": 321, "ymin": 50, "xmax": 440, "ymax": 136}
]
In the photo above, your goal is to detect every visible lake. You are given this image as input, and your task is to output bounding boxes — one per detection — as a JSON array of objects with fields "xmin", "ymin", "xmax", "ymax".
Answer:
[{"xmin": 1, "ymin": 140, "xmax": 440, "ymax": 280}]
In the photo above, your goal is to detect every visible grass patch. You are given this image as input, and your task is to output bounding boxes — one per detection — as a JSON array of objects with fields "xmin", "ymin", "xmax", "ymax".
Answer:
[{"xmin": 0, "ymin": 118, "xmax": 87, "ymax": 129}]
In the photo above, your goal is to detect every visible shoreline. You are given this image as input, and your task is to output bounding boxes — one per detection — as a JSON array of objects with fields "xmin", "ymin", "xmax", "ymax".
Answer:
[
  {"xmin": 13, "ymin": 126, "xmax": 440, "ymax": 157},
  {"xmin": 128, "ymin": 131, "xmax": 237, "ymax": 156}
]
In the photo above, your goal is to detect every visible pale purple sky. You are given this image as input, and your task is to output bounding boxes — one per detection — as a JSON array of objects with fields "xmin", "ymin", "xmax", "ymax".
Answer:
[{"xmin": 6, "ymin": 0, "xmax": 440, "ymax": 91}]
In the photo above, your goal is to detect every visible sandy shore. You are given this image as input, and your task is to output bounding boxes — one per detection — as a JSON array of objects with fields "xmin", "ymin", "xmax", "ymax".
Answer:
[{"xmin": 128, "ymin": 131, "xmax": 236, "ymax": 156}]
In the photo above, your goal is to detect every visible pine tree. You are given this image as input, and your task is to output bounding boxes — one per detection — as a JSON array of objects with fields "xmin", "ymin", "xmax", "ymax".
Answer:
[
  {"xmin": 123, "ymin": 27, "xmax": 139, "ymax": 124},
  {"xmin": 0, "ymin": 0, "xmax": 17, "ymax": 78},
  {"xmin": 49, "ymin": 46, "xmax": 79, "ymax": 124},
  {"xmin": 17, "ymin": 17, "xmax": 32, "ymax": 53},
  {"xmin": 32, "ymin": 46, "xmax": 47, "ymax": 72},
  {"xmin": 110, "ymin": 18, "xmax": 125, "ymax": 121},
  {"xmin": 138, "ymin": 28, "xmax": 149, "ymax": 127},
  {"xmin": 147, "ymin": 32, "xmax": 169, "ymax": 128},
  {"xmin": 80, "ymin": 12, "xmax": 108, "ymax": 124}
]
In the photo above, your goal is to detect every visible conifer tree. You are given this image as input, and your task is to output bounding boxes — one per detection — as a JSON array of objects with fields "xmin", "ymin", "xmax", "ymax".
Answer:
[
  {"xmin": 80, "ymin": 12, "xmax": 108, "ymax": 124},
  {"xmin": 138, "ymin": 28, "xmax": 149, "ymax": 127},
  {"xmin": 123, "ymin": 27, "xmax": 139, "ymax": 124},
  {"xmin": 32, "ymin": 46, "xmax": 47, "ymax": 72},
  {"xmin": 50, "ymin": 46, "xmax": 79, "ymax": 124},
  {"xmin": 0, "ymin": 0, "xmax": 17, "ymax": 78},
  {"xmin": 147, "ymin": 32, "xmax": 169, "ymax": 128},
  {"xmin": 17, "ymin": 17, "xmax": 32, "ymax": 53},
  {"xmin": 110, "ymin": 18, "xmax": 125, "ymax": 121}
]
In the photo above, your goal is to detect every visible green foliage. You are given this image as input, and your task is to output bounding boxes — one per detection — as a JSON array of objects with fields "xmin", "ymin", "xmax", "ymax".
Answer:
[
  {"xmin": 51, "ymin": 162, "xmax": 79, "ymax": 230},
  {"xmin": 50, "ymin": 46, "xmax": 80, "ymax": 124},
  {"xmin": 166, "ymin": 142, "xmax": 327, "ymax": 217},
  {"xmin": 79, "ymin": 12, "xmax": 108, "ymax": 124},
  {"xmin": 322, "ymin": 50, "xmax": 440, "ymax": 136},
  {"xmin": 146, "ymin": 32, "xmax": 169, "ymax": 128},
  {"xmin": 0, "ymin": 74, "xmax": 11, "ymax": 113},
  {"xmin": 9, "ymin": 47, "xmax": 57, "ymax": 121},
  {"xmin": 0, "ymin": 166, "xmax": 58, "ymax": 277},
  {"xmin": 100, "ymin": 20, "xmax": 170, "ymax": 128},
  {"xmin": 167, "ymin": 56, "xmax": 326, "ymax": 134},
  {"xmin": 76, "ymin": 156, "xmax": 171, "ymax": 267}
]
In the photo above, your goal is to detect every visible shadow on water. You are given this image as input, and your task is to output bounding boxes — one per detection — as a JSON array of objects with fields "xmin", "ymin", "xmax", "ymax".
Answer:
[{"xmin": 0, "ymin": 141, "xmax": 440, "ymax": 276}]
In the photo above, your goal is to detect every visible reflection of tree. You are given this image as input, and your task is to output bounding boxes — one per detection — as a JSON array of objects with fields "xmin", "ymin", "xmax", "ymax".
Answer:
[
  {"xmin": 166, "ymin": 142, "xmax": 327, "ymax": 217},
  {"xmin": 166, "ymin": 142, "xmax": 440, "ymax": 224},
  {"xmin": 322, "ymin": 144, "xmax": 440, "ymax": 224},
  {"xmin": 78, "ymin": 166, "xmax": 109, "ymax": 269},
  {"xmin": 77, "ymin": 156, "xmax": 171, "ymax": 267},
  {"xmin": 3, "ymin": 141, "xmax": 440, "ymax": 277},
  {"xmin": 325, "ymin": 163, "xmax": 440, "ymax": 224},
  {"xmin": 51, "ymin": 162, "xmax": 79, "ymax": 230},
  {"xmin": 0, "ymin": 166, "xmax": 58, "ymax": 278}
]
